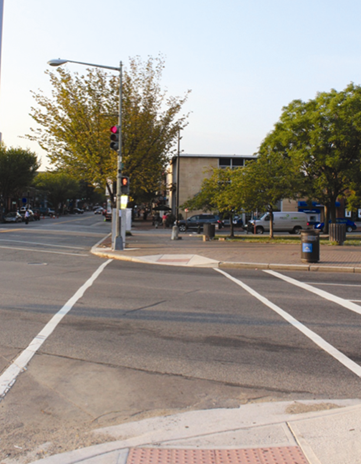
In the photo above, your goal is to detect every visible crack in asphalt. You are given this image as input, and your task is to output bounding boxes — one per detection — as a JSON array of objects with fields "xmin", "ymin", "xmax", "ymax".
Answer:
[
  {"xmin": 35, "ymin": 352, "xmax": 312, "ymax": 396},
  {"xmin": 123, "ymin": 299, "xmax": 168, "ymax": 314}
]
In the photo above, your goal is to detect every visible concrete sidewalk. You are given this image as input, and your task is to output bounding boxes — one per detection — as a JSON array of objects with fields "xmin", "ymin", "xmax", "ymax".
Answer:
[
  {"xmin": 30, "ymin": 400, "xmax": 361, "ymax": 464},
  {"xmin": 91, "ymin": 225, "xmax": 361, "ymax": 272},
  {"xmin": 28, "ymin": 226, "xmax": 361, "ymax": 464}
]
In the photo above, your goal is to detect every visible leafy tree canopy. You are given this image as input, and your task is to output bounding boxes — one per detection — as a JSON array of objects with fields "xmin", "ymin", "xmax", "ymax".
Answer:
[
  {"xmin": 27, "ymin": 56, "xmax": 190, "ymax": 205},
  {"xmin": 182, "ymin": 167, "xmax": 246, "ymax": 237},
  {"xmin": 232, "ymin": 152, "xmax": 301, "ymax": 237},
  {"xmin": 33, "ymin": 171, "xmax": 80, "ymax": 212},
  {"xmin": 260, "ymin": 82, "xmax": 361, "ymax": 226},
  {"xmin": 0, "ymin": 145, "xmax": 39, "ymax": 209},
  {"xmin": 182, "ymin": 154, "xmax": 300, "ymax": 238}
]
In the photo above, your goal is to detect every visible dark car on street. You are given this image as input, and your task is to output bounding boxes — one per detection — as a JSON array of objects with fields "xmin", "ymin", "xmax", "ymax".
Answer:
[
  {"xmin": 177, "ymin": 214, "xmax": 222, "ymax": 233},
  {"xmin": 32, "ymin": 209, "xmax": 41, "ymax": 220},
  {"xmin": 70, "ymin": 208, "xmax": 84, "ymax": 214},
  {"xmin": 315, "ymin": 218, "xmax": 357, "ymax": 233}
]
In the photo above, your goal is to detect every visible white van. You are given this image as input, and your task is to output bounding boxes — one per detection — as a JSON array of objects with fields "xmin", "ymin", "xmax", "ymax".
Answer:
[{"xmin": 248, "ymin": 212, "xmax": 310, "ymax": 234}]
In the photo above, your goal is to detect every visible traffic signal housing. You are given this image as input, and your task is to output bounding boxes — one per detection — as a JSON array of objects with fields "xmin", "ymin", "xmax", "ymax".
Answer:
[
  {"xmin": 110, "ymin": 125, "xmax": 120, "ymax": 151},
  {"xmin": 120, "ymin": 176, "xmax": 130, "ymax": 195}
]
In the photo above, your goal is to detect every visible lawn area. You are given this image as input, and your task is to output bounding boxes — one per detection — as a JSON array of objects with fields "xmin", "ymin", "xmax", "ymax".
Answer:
[{"xmin": 216, "ymin": 235, "xmax": 361, "ymax": 246}]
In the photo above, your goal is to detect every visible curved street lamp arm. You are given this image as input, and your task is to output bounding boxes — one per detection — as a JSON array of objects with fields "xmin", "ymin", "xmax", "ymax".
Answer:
[{"xmin": 48, "ymin": 58, "xmax": 120, "ymax": 72}]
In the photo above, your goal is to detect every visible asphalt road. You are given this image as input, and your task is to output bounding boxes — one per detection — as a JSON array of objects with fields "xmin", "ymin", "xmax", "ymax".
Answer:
[{"xmin": 0, "ymin": 213, "xmax": 361, "ymax": 461}]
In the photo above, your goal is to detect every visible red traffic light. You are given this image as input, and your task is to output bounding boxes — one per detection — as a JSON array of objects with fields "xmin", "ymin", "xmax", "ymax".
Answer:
[
  {"xmin": 120, "ymin": 176, "xmax": 130, "ymax": 194},
  {"xmin": 110, "ymin": 126, "xmax": 120, "ymax": 151}
]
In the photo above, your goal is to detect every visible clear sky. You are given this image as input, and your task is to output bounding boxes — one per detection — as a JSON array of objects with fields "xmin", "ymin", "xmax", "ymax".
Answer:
[{"xmin": 1, "ymin": 0, "xmax": 361, "ymax": 169}]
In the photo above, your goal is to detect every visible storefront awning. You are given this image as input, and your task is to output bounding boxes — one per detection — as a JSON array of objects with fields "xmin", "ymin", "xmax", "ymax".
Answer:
[{"xmin": 298, "ymin": 201, "xmax": 341, "ymax": 208}]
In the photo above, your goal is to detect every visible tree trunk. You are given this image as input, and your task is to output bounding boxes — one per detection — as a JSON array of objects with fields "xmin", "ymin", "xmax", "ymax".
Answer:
[
  {"xmin": 269, "ymin": 210, "xmax": 274, "ymax": 238},
  {"xmin": 106, "ymin": 182, "xmax": 115, "ymax": 208},
  {"xmin": 230, "ymin": 213, "xmax": 234, "ymax": 238},
  {"xmin": 329, "ymin": 201, "xmax": 337, "ymax": 223},
  {"xmin": 323, "ymin": 205, "xmax": 330, "ymax": 234}
]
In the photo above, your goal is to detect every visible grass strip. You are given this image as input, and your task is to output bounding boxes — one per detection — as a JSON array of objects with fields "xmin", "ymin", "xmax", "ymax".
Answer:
[{"xmin": 215, "ymin": 236, "xmax": 361, "ymax": 246}]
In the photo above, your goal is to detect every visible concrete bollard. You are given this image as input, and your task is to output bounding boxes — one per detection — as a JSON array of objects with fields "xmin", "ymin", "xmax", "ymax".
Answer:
[{"xmin": 171, "ymin": 225, "xmax": 179, "ymax": 240}]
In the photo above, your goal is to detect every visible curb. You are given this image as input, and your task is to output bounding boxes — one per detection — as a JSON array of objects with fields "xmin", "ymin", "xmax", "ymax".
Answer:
[
  {"xmin": 219, "ymin": 262, "xmax": 361, "ymax": 273},
  {"xmin": 91, "ymin": 248, "xmax": 361, "ymax": 273},
  {"xmin": 28, "ymin": 400, "xmax": 361, "ymax": 464}
]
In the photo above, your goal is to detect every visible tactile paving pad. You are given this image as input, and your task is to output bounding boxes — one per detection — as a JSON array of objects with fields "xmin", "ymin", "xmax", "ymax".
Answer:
[{"xmin": 127, "ymin": 446, "xmax": 309, "ymax": 464}]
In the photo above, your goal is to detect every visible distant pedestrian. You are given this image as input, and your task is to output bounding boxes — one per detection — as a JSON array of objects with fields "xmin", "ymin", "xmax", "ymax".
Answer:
[
  {"xmin": 24, "ymin": 210, "xmax": 30, "ymax": 225},
  {"xmin": 162, "ymin": 213, "xmax": 167, "ymax": 229}
]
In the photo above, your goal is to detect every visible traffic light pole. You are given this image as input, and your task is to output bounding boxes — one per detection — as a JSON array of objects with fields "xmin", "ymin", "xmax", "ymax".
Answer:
[
  {"xmin": 47, "ymin": 58, "xmax": 125, "ymax": 250},
  {"xmin": 114, "ymin": 61, "xmax": 123, "ymax": 250}
]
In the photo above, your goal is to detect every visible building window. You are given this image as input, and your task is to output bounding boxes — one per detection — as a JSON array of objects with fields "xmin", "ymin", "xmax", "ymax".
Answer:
[
  {"xmin": 219, "ymin": 158, "xmax": 244, "ymax": 168},
  {"xmin": 219, "ymin": 158, "xmax": 231, "ymax": 168},
  {"xmin": 232, "ymin": 158, "xmax": 244, "ymax": 167}
]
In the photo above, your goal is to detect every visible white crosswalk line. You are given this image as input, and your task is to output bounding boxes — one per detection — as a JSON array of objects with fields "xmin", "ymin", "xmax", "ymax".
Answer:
[
  {"xmin": 265, "ymin": 270, "xmax": 361, "ymax": 316},
  {"xmin": 0, "ymin": 259, "xmax": 112, "ymax": 400},
  {"xmin": 215, "ymin": 268, "xmax": 361, "ymax": 378}
]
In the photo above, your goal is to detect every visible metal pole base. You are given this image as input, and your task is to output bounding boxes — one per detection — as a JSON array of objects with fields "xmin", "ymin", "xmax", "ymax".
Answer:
[
  {"xmin": 171, "ymin": 225, "xmax": 179, "ymax": 240},
  {"xmin": 113, "ymin": 236, "xmax": 124, "ymax": 250}
]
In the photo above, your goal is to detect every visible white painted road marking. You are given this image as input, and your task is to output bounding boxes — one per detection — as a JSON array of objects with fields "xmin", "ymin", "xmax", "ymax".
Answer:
[
  {"xmin": 0, "ymin": 259, "xmax": 112, "ymax": 400},
  {"xmin": 304, "ymin": 282, "xmax": 361, "ymax": 288},
  {"xmin": 0, "ymin": 245, "xmax": 89, "ymax": 257},
  {"xmin": 215, "ymin": 268, "xmax": 361, "ymax": 378},
  {"xmin": 265, "ymin": 270, "xmax": 361, "ymax": 316},
  {"xmin": 0, "ymin": 239, "xmax": 87, "ymax": 250}
]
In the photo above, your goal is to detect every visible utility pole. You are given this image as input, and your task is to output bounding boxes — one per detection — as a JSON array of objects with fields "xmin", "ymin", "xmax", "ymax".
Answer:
[
  {"xmin": 48, "ymin": 58, "xmax": 124, "ymax": 249},
  {"xmin": 176, "ymin": 128, "xmax": 181, "ymax": 223},
  {"xmin": 114, "ymin": 61, "xmax": 123, "ymax": 250},
  {"xmin": 0, "ymin": 0, "xmax": 4, "ymax": 142}
]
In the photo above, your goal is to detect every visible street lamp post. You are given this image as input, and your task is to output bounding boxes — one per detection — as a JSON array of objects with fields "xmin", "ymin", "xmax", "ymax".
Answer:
[
  {"xmin": 48, "ymin": 58, "xmax": 124, "ymax": 250},
  {"xmin": 176, "ymin": 129, "xmax": 181, "ymax": 224},
  {"xmin": 0, "ymin": 0, "xmax": 5, "ymax": 142}
]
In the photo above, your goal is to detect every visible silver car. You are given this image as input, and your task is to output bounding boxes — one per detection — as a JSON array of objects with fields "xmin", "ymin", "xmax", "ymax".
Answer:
[{"xmin": 4, "ymin": 212, "xmax": 23, "ymax": 223}]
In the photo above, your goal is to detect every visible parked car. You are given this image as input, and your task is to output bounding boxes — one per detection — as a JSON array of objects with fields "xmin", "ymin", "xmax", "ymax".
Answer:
[
  {"xmin": 178, "ymin": 214, "xmax": 223, "ymax": 233},
  {"xmin": 94, "ymin": 207, "xmax": 104, "ymax": 215},
  {"xmin": 4, "ymin": 212, "xmax": 23, "ymax": 223},
  {"xmin": 38, "ymin": 207, "xmax": 55, "ymax": 217},
  {"xmin": 32, "ymin": 209, "xmax": 41, "ymax": 220},
  {"xmin": 247, "ymin": 212, "xmax": 310, "ymax": 235},
  {"xmin": 315, "ymin": 218, "xmax": 357, "ymax": 233},
  {"xmin": 222, "ymin": 215, "xmax": 243, "ymax": 227},
  {"xmin": 70, "ymin": 208, "xmax": 84, "ymax": 214},
  {"xmin": 19, "ymin": 209, "xmax": 35, "ymax": 222},
  {"xmin": 105, "ymin": 210, "xmax": 112, "ymax": 221}
]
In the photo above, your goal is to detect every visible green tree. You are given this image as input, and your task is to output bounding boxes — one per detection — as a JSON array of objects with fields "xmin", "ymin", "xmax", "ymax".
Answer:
[
  {"xmin": 260, "ymin": 83, "xmax": 361, "ymax": 232},
  {"xmin": 33, "ymin": 172, "xmax": 79, "ymax": 213},
  {"xmin": 27, "ymin": 56, "xmax": 190, "ymax": 206},
  {"xmin": 77, "ymin": 180, "xmax": 106, "ymax": 207},
  {"xmin": 0, "ymin": 145, "xmax": 39, "ymax": 211},
  {"xmin": 182, "ymin": 167, "xmax": 243, "ymax": 237},
  {"xmin": 233, "ymin": 152, "xmax": 300, "ymax": 237}
]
